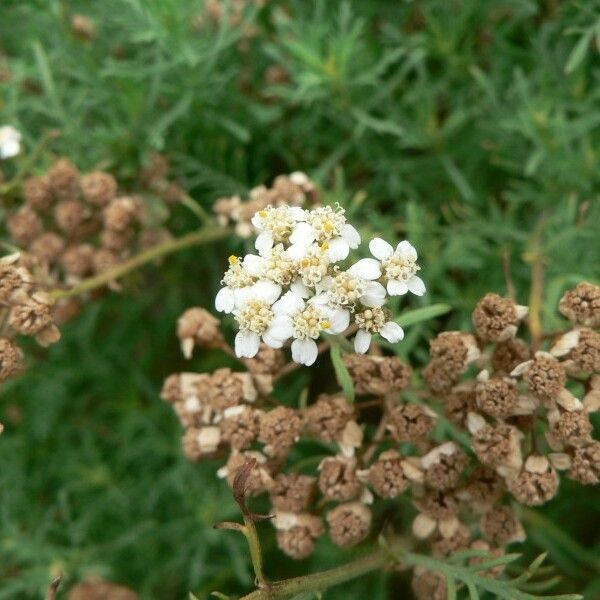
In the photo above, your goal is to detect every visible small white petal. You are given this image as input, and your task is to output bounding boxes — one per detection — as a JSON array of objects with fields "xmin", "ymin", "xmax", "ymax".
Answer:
[
  {"xmin": 396, "ymin": 240, "xmax": 418, "ymax": 260},
  {"xmin": 252, "ymin": 280, "xmax": 281, "ymax": 304},
  {"xmin": 273, "ymin": 291, "xmax": 305, "ymax": 316},
  {"xmin": 407, "ymin": 276, "xmax": 426, "ymax": 296},
  {"xmin": 235, "ymin": 331, "xmax": 260, "ymax": 358},
  {"xmin": 250, "ymin": 213, "xmax": 262, "ymax": 229},
  {"xmin": 215, "ymin": 287, "xmax": 235, "ymax": 313},
  {"xmin": 311, "ymin": 293, "xmax": 330, "ymax": 306},
  {"xmin": 387, "ymin": 279, "xmax": 408, "ymax": 296},
  {"xmin": 262, "ymin": 332, "xmax": 284, "ymax": 348},
  {"xmin": 342, "ymin": 224, "xmax": 361, "ymax": 248},
  {"xmin": 348, "ymin": 258, "xmax": 381, "ymax": 280},
  {"xmin": 354, "ymin": 329, "xmax": 372, "ymax": 354},
  {"xmin": 325, "ymin": 307, "xmax": 350, "ymax": 334},
  {"xmin": 267, "ymin": 315, "xmax": 295, "ymax": 340},
  {"xmin": 234, "ymin": 286, "xmax": 253, "ymax": 308},
  {"xmin": 255, "ymin": 231, "xmax": 274, "ymax": 255},
  {"xmin": 290, "ymin": 279, "xmax": 311, "ymax": 298},
  {"xmin": 289, "ymin": 222, "xmax": 315, "ymax": 246},
  {"xmin": 315, "ymin": 275, "xmax": 333, "ymax": 295},
  {"xmin": 381, "ymin": 321, "xmax": 404, "ymax": 343},
  {"xmin": 326, "ymin": 237, "xmax": 350, "ymax": 262},
  {"xmin": 289, "ymin": 207, "xmax": 306, "ymax": 221},
  {"xmin": 369, "ymin": 237, "xmax": 393, "ymax": 261},
  {"xmin": 243, "ymin": 254, "xmax": 265, "ymax": 277},
  {"xmin": 361, "ymin": 281, "xmax": 386, "ymax": 307},
  {"xmin": 291, "ymin": 338, "xmax": 318, "ymax": 366}
]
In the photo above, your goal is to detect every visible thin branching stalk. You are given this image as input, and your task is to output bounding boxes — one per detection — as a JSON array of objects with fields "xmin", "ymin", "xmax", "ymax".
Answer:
[{"xmin": 50, "ymin": 226, "xmax": 231, "ymax": 300}]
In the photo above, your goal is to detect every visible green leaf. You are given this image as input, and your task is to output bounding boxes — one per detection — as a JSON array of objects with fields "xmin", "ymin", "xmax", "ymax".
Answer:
[
  {"xmin": 396, "ymin": 304, "xmax": 452, "ymax": 328},
  {"xmin": 330, "ymin": 341, "xmax": 355, "ymax": 404},
  {"xmin": 564, "ymin": 29, "xmax": 594, "ymax": 74}
]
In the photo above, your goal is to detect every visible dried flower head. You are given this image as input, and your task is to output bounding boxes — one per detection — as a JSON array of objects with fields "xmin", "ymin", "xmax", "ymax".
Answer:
[
  {"xmin": 0, "ymin": 337, "xmax": 24, "ymax": 381},
  {"xmin": 491, "ymin": 338, "xmax": 531, "ymax": 374},
  {"xmin": 514, "ymin": 352, "xmax": 566, "ymax": 401},
  {"xmin": 344, "ymin": 353, "xmax": 412, "ymax": 396},
  {"xmin": 559, "ymin": 282, "xmax": 600, "ymax": 327},
  {"xmin": 274, "ymin": 513, "xmax": 324, "ymax": 560},
  {"xmin": 506, "ymin": 455, "xmax": 559, "ymax": 506},
  {"xmin": 177, "ymin": 307, "xmax": 224, "ymax": 358},
  {"xmin": 475, "ymin": 374, "xmax": 529, "ymax": 418},
  {"xmin": 7, "ymin": 207, "xmax": 44, "ymax": 246},
  {"xmin": 469, "ymin": 416, "xmax": 523, "ymax": 473},
  {"xmin": 479, "ymin": 505, "xmax": 525, "ymax": 545},
  {"xmin": 259, "ymin": 406, "xmax": 304, "ymax": 456},
  {"xmin": 47, "ymin": 158, "xmax": 80, "ymax": 200},
  {"xmin": 318, "ymin": 456, "xmax": 361, "ymax": 502},
  {"xmin": 387, "ymin": 402, "xmax": 436, "ymax": 443},
  {"xmin": 81, "ymin": 171, "xmax": 118, "ymax": 206},
  {"xmin": 472, "ymin": 293, "xmax": 527, "ymax": 342},
  {"xmin": 367, "ymin": 450, "xmax": 411, "ymax": 498},
  {"xmin": 412, "ymin": 567, "xmax": 448, "ymax": 600},
  {"xmin": 271, "ymin": 473, "xmax": 317, "ymax": 512},
  {"xmin": 23, "ymin": 175, "xmax": 53, "ymax": 211},
  {"xmin": 421, "ymin": 442, "xmax": 469, "ymax": 491},
  {"xmin": 568, "ymin": 441, "xmax": 600, "ymax": 485},
  {"xmin": 326, "ymin": 502, "xmax": 371, "ymax": 548},
  {"xmin": 549, "ymin": 408, "xmax": 593, "ymax": 447},
  {"xmin": 305, "ymin": 394, "xmax": 355, "ymax": 443},
  {"xmin": 220, "ymin": 405, "xmax": 262, "ymax": 450}
]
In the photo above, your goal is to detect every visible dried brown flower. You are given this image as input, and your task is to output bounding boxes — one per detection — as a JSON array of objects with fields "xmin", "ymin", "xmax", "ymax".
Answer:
[
  {"xmin": 475, "ymin": 376, "xmax": 521, "ymax": 418},
  {"xmin": 54, "ymin": 199, "xmax": 92, "ymax": 235},
  {"xmin": 470, "ymin": 418, "xmax": 523, "ymax": 473},
  {"xmin": 344, "ymin": 354, "xmax": 412, "ymax": 396},
  {"xmin": 326, "ymin": 502, "xmax": 371, "ymax": 548},
  {"xmin": 23, "ymin": 175, "xmax": 53, "ymax": 211},
  {"xmin": 198, "ymin": 368, "xmax": 256, "ymax": 411},
  {"xmin": 47, "ymin": 158, "xmax": 80, "ymax": 200},
  {"xmin": 421, "ymin": 442, "xmax": 469, "ymax": 491},
  {"xmin": 550, "ymin": 409, "xmax": 593, "ymax": 447},
  {"xmin": 568, "ymin": 441, "xmax": 600, "ymax": 485},
  {"xmin": 472, "ymin": 293, "xmax": 527, "ymax": 342},
  {"xmin": 182, "ymin": 426, "xmax": 221, "ymax": 459},
  {"xmin": 275, "ymin": 514, "xmax": 324, "ymax": 560},
  {"xmin": 559, "ymin": 282, "xmax": 600, "ymax": 327},
  {"xmin": 81, "ymin": 171, "xmax": 118, "ymax": 206},
  {"xmin": 177, "ymin": 307, "xmax": 224, "ymax": 358},
  {"xmin": 60, "ymin": 244, "xmax": 95, "ymax": 277},
  {"xmin": 459, "ymin": 466, "xmax": 505, "ymax": 511},
  {"xmin": 491, "ymin": 338, "xmax": 531, "ymax": 374},
  {"xmin": 518, "ymin": 353, "xmax": 566, "ymax": 401},
  {"xmin": 368, "ymin": 450, "xmax": 410, "ymax": 498},
  {"xmin": 259, "ymin": 406, "xmax": 304, "ymax": 455},
  {"xmin": 430, "ymin": 523, "xmax": 472, "ymax": 557},
  {"xmin": 220, "ymin": 405, "xmax": 262, "ymax": 450},
  {"xmin": 412, "ymin": 567, "xmax": 448, "ymax": 600},
  {"xmin": 7, "ymin": 207, "xmax": 44, "ymax": 246},
  {"xmin": 387, "ymin": 402, "xmax": 436, "ymax": 443},
  {"xmin": 0, "ymin": 337, "xmax": 24, "ymax": 381},
  {"xmin": 271, "ymin": 473, "xmax": 316, "ymax": 512},
  {"xmin": 506, "ymin": 455, "xmax": 559, "ymax": 506},
  {"xmin": 28, "ymin": 232, "xmax": 65, "ymax": 266},
  {"xmin": 479, "ymin": 506, "xmax": 525, "ymax": 545},
  {"xmin": 103, "ymin": 196, "xmax": 141, "ymax": 232},
  {"xmin": 318, "ymin": 456, "xmax": 361, "ymax": 502},
  {"xmin": 305, "ymin": 394, "xmax": 354, "ymax": 443}
]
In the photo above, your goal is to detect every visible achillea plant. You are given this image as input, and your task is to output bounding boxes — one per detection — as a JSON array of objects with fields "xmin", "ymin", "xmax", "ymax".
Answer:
[{"xmin": 162, "ymin": 196, "xmax": 597, "ymax": 599}]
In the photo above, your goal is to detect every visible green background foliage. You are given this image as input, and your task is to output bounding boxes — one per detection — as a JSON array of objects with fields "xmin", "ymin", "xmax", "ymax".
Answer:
[{"xmin": 0, "ymin": 0, "xmax": 599, "ymax": 597}]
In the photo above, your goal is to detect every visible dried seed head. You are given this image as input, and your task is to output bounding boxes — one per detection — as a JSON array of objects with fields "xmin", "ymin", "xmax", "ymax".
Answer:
[
  {"xmin": 520, "ymin": 354, "xmax": 566, "ymax": 401},
  {"xmin": 199, "ymin": 368, "xmax": 256, "ymax": 411},
  {"xmin": 468, "ymin": 540, "xmax": 505, "ymax": 578},
  {"xmin": 0, "ymin": 337, "xmax": 24, "ymax": 381},
  {"xmin": 9, "ymin": 295, "xmax": 54, "ymax": 336},
  {"xmin": 480, "ymin": 505, "xmax": 525, "ymax": 545},
  {"xmin": 559, "ymin": 282, "xmax": 600, "ymax": 327},
  {"xmin": 276, "ymin": 514, "xmax": 324, "ymax": 560},
  {"xmin": 423, "ymin": 359, "xmax": 459, "ymax": 394},
  {"xmin": 259, "ymin": 406, "xmax": 304, "ymax": 455},
  {"xmin": 566, "ymin": 329, "xmax": 600, "ymax": 373},
  {"xmin": 416, "ymin": 490, "xmax": 461, "ymax": 521},
  {"xmin": 368, "ymin": 450, "xmax": 410, "ymax": 498},
  {"xmin": 472, "ymin": 422, "xmax": 523, "ymax": 472},
  {"xmin": 92, "ymin": 248, "xmax": 121, "ymax": 274},
  {"xmin": 271, "ymin": 473, "xmax": 317, "ymax": 512},
  {"xmin": 177, "ymin": 307, "xmax": 224, "ymax": 358},
  {"xmin": 472, "ymin": 293, "xmax": 526, "ymax": 342},
  {"xmin": 60, "ymin": 244, "xmax": 95, "ymax": 278},
  {"xmin": 412, "ymin": 567, "xmax": 448, "ymax": 600},
  {"xmin": 220, "ymin": 451, "xmax": 273, "ymax": 496},
  {"xmin": 421, "ymin": 442, "xmax": 469, "ymax": 491},
  {"xmin": 23, "ymin": 175, "xmax": 53, "ymax": 211},
  {"xmin": 0, "ymin": 259, "xmax": 32, "ymax": 303},
  {"xmin": 491, "ymin": 338, "xmax": 531, "ymax": 374},
  {"xmin": 568, "ymin": 441, "xmax": 600, "ymax": 485},
  {"xmin": 318, "ymin": 456, "xmax": 361, "ymax": 502},
  {"xmin": 47, "ymin": 158, "xmax": 80, "ymax": 200},
  {"xmin": 305, "ymin": 394, "xmax": 355, "ymax": 443},
  {"xmin": 244, "ymin": 343, "xmax": 286, "ymax": 375},
  {"xmin": 475, "ymin": 377, "xmax": 521, "ymax": 418},
  {"xmin": 182, "ymin": 426, "xmax": 221, "ymax": 460},
  {"xmin": 54, "ymin": 199, "xmax": 92, "ymax": 235},
  {"xmin": 459, "ymin": 466, "xmax": 505, "ymax": 512},
  {"xmin": 220, "ymin": 405, "xmax": 262, "ymax": 450},
  {"xmin": 81, "ymin": 171, "xmax": 118, "ymax": 206},
  {"xmin": 343, "ymin": 353, "xmax": 412, "ymax": 396},
  {"xmin": 506, "ymin": 456, "xmax": 559, "ymax": 506},
  {"xmin": 160, "ymin": 373, "xmax": 185, "ymax": 404},
  {"xmin": 326, "ymin": 502, "xmax": 371, "ymax": 548},
  {"xmin": 387, "ymin": 403, "xmax": 436, "ymax": 443},
  {"xmin": 430, "ymin": 331, "xmax": 480, "ymax": 373},
  {"xmin": 8, "ymin": 207, "xmax": 45, "ymax": 247},
  {"xmin": 430, "ymin": 523, "xmax": 472, "ymax": 557},
  {"xmin": 99, "ymin": 228, "xmax": 131, "ymax": 253},
  {"xmin": 549, "ymin": 409, "xmax": 593, "ymax": 447},
  {"xmin": 103, "ymin": 196, "xmax": 141, "ymax": 232},
  {"xmin": 68, "ymin": 579, "xmax": 139, "ymax": 600},
  {"xmin": 28, "ymin": 232, "xmax": 65, "ymax": 266}
]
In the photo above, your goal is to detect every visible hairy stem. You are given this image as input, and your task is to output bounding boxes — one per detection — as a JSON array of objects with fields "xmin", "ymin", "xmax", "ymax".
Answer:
[{"xmin": 50, "ymin": 226, "xmax": 231, "ymax": 300}]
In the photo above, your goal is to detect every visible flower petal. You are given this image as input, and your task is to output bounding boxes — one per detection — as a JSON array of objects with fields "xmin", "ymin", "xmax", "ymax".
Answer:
[
  {"xmin": 273, "ymin": 291, "xmax": 305, "ymax": 316},
  {"xmin": 235, "ymin": 331, "xmax": 260, "ymax": 358},
  {"xmin": 267, "ymin": 315, "xmax": 295, "ymax": 340},
  {"xmin": 369, "ymin": 237, "xmax": 393, "ymax": 261},
  {"xmin": 361, "ymin": 281, "xmax": 386, "ymax": 307},
  {"xmin": 325, "ymin": 307, "xmax": 350, "ymax": 334},
  {"xmin": 290, "ymin": 279, "xmax": 311, "ymax": 298},
  {"xmin": 252, "ymin": 280, "xmax": 282, "ymax": 304},
  {"xmin": 327, "ymin": 237, "xmax": 350, "ymax": 262},
  {"xmin": 289, "ymin": 207, "xmax": 306, "ymax": 221},
  {"xmin": 342, "ymin": 224, "xmax": 361, "ymax": 249},
  {"xmin": 348, "ymin": 258, "xmax": 382, "ymax": 280},
  {"xmin": 255, "ymin": 231, "xmax": 274, "ymax": 255},
  {"xmin": 215, "ymin": 287, "xmax": 235, "ymax": 313},
  {"xmin": 387, "ymin": 279, "xmax": 408, "ymax": 296},
  {"xmin": 243, "ymin": 254, "xmax": 265, "ymax": 277},
  {"xmin": 291, "ymin": 338, "xmax": 318, "ymax": 366},
  {"xmin": 262, "ymin": 332, "xmax": 284, "ymax": 348},
  {"xmin": 381, "ymin": 321, "xmax": 404, "ymax": 343},
  {"xmin": 396, "ymin": 240, "xmax": 417, "ymax": 260},
  {"xmin": 407, "ymin": 276, "xmax": 426, "ymax": 296},
  {"xmin": 290, "ymin": 221, "xmax": 315, "ymax": 246},
  {"xmin": 354, "ymin": 329, "xmax": 372, "ymax": 354}
]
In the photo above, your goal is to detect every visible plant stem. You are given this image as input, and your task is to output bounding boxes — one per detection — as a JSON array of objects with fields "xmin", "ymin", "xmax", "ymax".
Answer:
[
  {"xmin": 525, "ymin": 220, "xmax": 546, "ymax": 351},
  {"xmin": 50, "ymin": 226, "xmax": 231, "ymax": 300},
  {"xmin": 243, "ymin": 515, "xmax": 269, "ymax": 588},
  {"xmin": 240, "ymin": 542, "xmax": 400, "ymax": 600}
]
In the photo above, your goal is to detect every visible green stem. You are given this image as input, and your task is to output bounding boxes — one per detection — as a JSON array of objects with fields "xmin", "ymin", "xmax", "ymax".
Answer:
[
  {"xmin": 50, "ymin": 226, "xmax": 231, "ymax": 300},
  {"xmin": 243, "ymin": 516, "xmax": 269, "ymax": 588}
]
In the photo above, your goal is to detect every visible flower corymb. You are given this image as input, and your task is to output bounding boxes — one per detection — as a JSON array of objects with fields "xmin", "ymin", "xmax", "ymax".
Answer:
[{"xmin": 215, "ymin": 203, "xmax": 425, "ymax": 365}]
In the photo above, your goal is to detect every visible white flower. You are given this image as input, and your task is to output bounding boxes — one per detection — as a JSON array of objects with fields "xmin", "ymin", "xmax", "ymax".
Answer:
[
  {"xmin": 319, "ymin": 268, "xmax": 386, "ymax": 309},
  {"xmin": 233, "ymin": 281, "xmax": 285, "ymax": 357},
  {"xmin": 289, "ymin": 204, "xmax": 360, "ymax": 262},
  {"xmin": 270, "ymin": 291, "xmax": 350, "ymax": 366},
  {"xmin": 353, "ymin": 307, "xmax": 404, "ymax": 353},
  {"xmin": 368, "ymin": 237, "xmax": 425, "ymax": 296},
  {"xmin": 0, "ymin": 126, "xmax": 22, "ymax": 159},
  {"xmin": 242, "ymin": 244, "xmax": 298, "ymax": 286},
  {"xmin": 215, "ymin": 255, "xmax": 257, "ymax": 313},
  {"xmin": 251, "ymin": 205, "xmax": 305, "ymax": 255}
]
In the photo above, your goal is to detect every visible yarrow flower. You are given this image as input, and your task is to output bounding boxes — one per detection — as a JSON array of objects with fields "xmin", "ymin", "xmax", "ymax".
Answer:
[
  {"xmin": 215, "ymin": 204, "xmax": 426, "ymax": 365},
  {"xmin": 0, "ymin": 125, "xmax": 22, "ymax": 159}
]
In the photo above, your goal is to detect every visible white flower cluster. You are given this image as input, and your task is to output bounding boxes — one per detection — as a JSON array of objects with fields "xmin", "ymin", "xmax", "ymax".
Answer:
[
  {"xmin": 0, "ymin": 126, "xmax": 21, "ymax": 160},
  {"xmin": 215, "ymin": 204, "xmax": 425, "ymax": 366}
]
